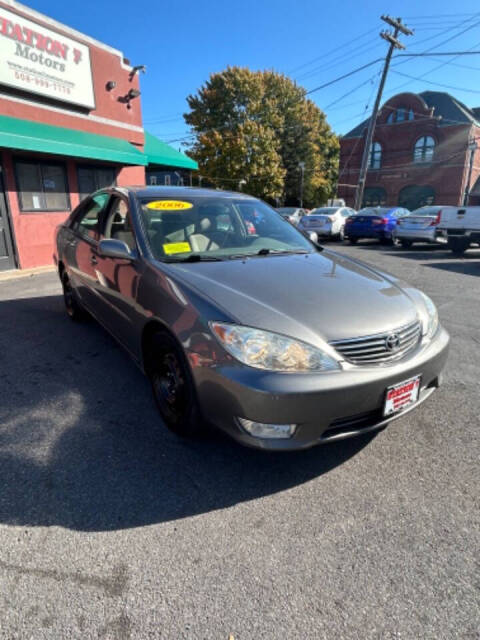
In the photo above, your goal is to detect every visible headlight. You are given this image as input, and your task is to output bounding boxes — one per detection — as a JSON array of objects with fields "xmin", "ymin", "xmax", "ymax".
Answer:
[
  {"xmin": 419, "ymin": 292, "xmax": 439, "ymax": 339},
  {"xmin": 210, "ymin": 322, "xmax": 341, "ymax": 372}
]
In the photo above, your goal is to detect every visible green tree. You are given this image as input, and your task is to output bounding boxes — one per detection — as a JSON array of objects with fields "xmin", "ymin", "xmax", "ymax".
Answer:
[{"xmin": 184, "ymin": 67, "xmax": 339, "ymax": 206}]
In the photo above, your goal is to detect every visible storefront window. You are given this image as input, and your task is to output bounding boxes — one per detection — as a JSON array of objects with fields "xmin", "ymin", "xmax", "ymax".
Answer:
[
  {"xmin": 15, "ymin": 160, "xmax": 69, "ymax": 211},
  {"xmin": 77, "ymin": 166, "xmax": 116, "ymax": 201}
]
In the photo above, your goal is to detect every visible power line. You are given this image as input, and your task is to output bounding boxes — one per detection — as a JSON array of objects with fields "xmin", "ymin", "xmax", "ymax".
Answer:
[
  {"xmin": 286, "ymin": 26, "xmax": 378, "ymax": 75},
  {"xmin": 295, "ymin": 40, "xmax": 385, "ymax": 82},
  {"xmin": 390, "ymin": 69, "xmax": 480, "ymax": 94},
  {"xmin": 323, "ymin": 71, "xmax": 381, "ymax": 110},
  {"xmin": 305, "ymin": 58, "xmax": 383, "ymax": 95}
]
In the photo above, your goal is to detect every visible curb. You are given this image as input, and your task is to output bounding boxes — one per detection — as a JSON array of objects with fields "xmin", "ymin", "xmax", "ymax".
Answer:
[{"xmin": 0, "ymin": 265, "xmax": 56, "ymax": 282}]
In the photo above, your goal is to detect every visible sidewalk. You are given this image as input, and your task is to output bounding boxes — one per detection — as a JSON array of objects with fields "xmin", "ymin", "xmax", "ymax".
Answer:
[{"xmin": 0, "ymin": 265, "xmax": 56, "ymax": 283}]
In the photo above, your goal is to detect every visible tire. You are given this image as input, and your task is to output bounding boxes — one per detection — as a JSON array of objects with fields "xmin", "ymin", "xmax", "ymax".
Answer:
[
  {"xmin": 448, "ymin": 237, "xmax": 470, "ymax": 256},
  {"xmin": 62, "ymin": 271, "xmax": 87, "ymax": 321},
  {"xmin": 349, "ymin": 237, "xmax": 358, "ymax": 245},
  {"xmin": 400, "ymin": 239, "xmax": 413, "ymax": 248},
  {"xmin": 146, "ymin": 331, "xmax": 203, "ymax": 438}
]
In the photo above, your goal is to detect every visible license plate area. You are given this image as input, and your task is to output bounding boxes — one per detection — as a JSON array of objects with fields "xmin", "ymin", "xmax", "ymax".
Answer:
[{"xmin": 383, "ymin": 375, "xmax": 421, "ymax": 416}]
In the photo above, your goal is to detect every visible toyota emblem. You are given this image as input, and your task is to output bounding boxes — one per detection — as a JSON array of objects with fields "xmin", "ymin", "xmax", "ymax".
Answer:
[{"xmin": 385, "ymin": 333, "xmax": 401, "ymax": 351}]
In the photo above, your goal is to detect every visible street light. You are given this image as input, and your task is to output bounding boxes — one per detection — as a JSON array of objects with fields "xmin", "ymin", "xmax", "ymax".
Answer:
[{"xmin": 298, "ymin": 162, "xmax": 305, "ymax": 208}]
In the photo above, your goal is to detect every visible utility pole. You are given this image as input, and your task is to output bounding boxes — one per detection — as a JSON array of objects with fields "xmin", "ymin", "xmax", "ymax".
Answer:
[
  {"xmin": 354, "ymin": 16, "xmax": 413, "ymax": 210},
  {"xmin": 298, "ymin": 161, "xmax": 305, "ymax": 207},
  {"xmin": 463, "ymin": 139, "xmax": 478, "ymax": 205}
]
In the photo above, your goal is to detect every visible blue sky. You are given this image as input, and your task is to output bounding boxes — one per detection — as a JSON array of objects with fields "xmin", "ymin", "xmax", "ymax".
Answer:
[{"xmin": 31, "ymin": 0, "xmax": 480, "ymax": 148}]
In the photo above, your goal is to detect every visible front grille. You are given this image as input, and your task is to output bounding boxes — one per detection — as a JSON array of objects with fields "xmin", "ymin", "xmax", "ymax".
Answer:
[{"xmin": 330, "ymin": 319, "xmax": 422, "ymax": 365}]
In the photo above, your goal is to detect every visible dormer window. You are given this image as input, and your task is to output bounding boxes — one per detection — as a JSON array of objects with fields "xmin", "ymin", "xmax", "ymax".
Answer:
[{"xmin": 386, "ymin": 106, "xmax": 414, "ymax": 123}]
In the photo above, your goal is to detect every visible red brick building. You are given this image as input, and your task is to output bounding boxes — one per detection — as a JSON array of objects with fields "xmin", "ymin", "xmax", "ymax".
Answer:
[
  {"xmin": 0, "ymin": 0, "xmax": 197, "ymax": 271},
  {"xmin": 337, "ymin": 91, "xmax": 480, "ymax": 211}
]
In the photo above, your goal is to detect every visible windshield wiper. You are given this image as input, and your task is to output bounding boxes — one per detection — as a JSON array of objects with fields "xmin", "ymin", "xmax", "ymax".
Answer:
[
  {"xmin": 164, "ymin": 254, "xmax": 224, "ymax": 263},
  {"xmin": 256, "ymin": 248, "xmax": 310, "ymax": 256}
]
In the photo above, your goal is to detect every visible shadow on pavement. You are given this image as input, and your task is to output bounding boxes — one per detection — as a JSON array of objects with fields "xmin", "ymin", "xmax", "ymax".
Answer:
[
  {"xmin": 0, "ymin": 293, "xmax": 374, "ymax": 532},
  {"xmin": 422, "ymin": 261, "xmax": 480, "ymax": 276}
]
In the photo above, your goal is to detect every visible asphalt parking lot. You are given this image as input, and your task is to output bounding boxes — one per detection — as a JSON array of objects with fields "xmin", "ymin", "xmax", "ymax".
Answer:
[{"xmin": 0, "ymin": 243, "xmax": 479, "ymax": 639}]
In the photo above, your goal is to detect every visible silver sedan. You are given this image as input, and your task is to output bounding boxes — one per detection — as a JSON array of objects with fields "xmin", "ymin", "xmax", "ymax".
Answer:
[
  {"xmin": 298, "ymin": 206, "xmax": 356, "ymax": 240},
  {"xmin": 393, "ymin": 206, "xmax": 448, "ymax": 248}
]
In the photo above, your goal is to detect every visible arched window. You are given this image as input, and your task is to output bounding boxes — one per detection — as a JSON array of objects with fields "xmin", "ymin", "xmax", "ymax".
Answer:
[
  {"xmin": 414, "ymin": 136, "xmax": 435, "ymax": 163},
  {"xmin": 397, "ymin": 107, "xmax": 406, "ymax": 122},
  {"xmin": 387, "ymin": 111, "xmax": 394, "ymax": 124},
  {"xmin": 398, "ymin": 185, "xmax": 435, "ymax": 210},
  {"xmin": 408, "ymin": 109, "xmax": 414, "ymax": 121},
  {"xmin": 363, "ymin": 187, "xmax": 387, "ymax": 207},
  {"xmin": 369, "ymin": 142, "xmax": 382, "ymax": 169}
]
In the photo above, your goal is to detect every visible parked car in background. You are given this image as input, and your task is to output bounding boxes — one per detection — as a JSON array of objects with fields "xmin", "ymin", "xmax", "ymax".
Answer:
[
  {"xmin": 393, "ymin": 206, "xmax": 447, "ymax": 248},
  {"xmin": 344, "ymin": 207, "xmax": 410, "ymax": 245},
  {"xmin": 437, "ymin": 205, "xmax": 480, "ymax": 255},
  {"xmin": 55, "ymin": 186, "xmax": 448, "ymax": 451},
  {"xmin": 298, "ymin": 206, "xmax": 356, "ymax": 241},
  {"xmin": 277, "ymin": 207, "xmax": 308, "ymax": 226}
]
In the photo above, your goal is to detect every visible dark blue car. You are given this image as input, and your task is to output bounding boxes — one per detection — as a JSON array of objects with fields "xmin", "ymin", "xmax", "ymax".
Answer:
[{"xmin": 344, "ymin": 207, "xmax": 410, "ymax": 245}]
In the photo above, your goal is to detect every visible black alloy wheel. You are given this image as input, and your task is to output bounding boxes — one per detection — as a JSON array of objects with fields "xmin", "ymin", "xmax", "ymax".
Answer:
[
  {"xmin": 147, "ymin": 332, "xmax": 203, "ymax": 438},
  {"xmin": 400, "ymin": 239, "xmax": 413, "ymax": 248}
]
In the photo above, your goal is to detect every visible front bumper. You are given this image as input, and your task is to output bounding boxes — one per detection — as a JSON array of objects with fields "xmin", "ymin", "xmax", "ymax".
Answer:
[{"xmin": 194, "ymin": 327, "xmax": 449, "ymax": 450}]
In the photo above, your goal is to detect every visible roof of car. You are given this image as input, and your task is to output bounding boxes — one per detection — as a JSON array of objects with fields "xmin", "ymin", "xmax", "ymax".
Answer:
[{"xmin": 118, "ymin": 186, "xmax": 258, "ymax": 200}]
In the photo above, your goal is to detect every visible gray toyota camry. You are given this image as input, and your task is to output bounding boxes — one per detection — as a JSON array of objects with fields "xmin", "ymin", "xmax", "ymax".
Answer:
[{"xmin": 55, "ymin": 186, "xmax": 449, "ymax": 450}]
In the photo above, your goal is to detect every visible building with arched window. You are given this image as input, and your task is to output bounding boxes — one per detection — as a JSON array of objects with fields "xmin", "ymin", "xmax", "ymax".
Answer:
[{"xmin": 338, "ymin": 91, "xmax": 480, "ymax": 210}]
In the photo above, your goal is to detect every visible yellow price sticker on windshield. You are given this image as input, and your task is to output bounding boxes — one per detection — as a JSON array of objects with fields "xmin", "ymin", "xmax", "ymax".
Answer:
[
  {"xmin": 163, "ymin": 242, "xmax": 191, "ymax": 255},
  {"xmin": 146, "ymin": 200, "xmax": 193, "ymax": 211}
]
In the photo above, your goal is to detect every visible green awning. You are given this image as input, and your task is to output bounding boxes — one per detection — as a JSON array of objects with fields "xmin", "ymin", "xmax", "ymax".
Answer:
[
  {"xmin": 0, "ymin": 114, "xmax": 147, "ymax": 165},
  {"xmin": 144, "ymin": 131, "xmax": 198, "ymax": 170}
]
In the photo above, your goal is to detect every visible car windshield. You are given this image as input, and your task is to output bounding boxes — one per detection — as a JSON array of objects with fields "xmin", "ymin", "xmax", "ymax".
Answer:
[
  {"xmin": 139, "ymin": 196, "xmax": 315, "ymax": 261},
  {"xmin": 277, "ymin": 207, "xmax": 298, "ymax": 214}
]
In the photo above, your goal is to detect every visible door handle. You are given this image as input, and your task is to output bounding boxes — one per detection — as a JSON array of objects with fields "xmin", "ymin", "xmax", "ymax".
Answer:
[{"xmin": 90, "ymin": 255, "xmax": 98, "ymax": 265}]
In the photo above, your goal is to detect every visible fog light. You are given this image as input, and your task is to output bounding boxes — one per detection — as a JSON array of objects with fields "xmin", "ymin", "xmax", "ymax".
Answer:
[{"xmin": 237, "ymin": 418, "xmax": 297, "ymax": 439}]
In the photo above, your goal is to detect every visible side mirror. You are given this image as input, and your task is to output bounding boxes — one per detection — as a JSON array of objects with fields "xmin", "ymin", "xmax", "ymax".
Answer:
[
  {"xmin": 308, "ymin": 231, "xmax": 318, "ymax": 243},
  {"xmin": 99, "ymin": 239, "xmax": 134, "ymax": 260}
]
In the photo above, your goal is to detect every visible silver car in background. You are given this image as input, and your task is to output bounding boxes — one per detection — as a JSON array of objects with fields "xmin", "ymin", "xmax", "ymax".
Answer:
[
  {"xmin": 394, "ymin": 206, "xmax": 448, "ymax": 248},
  {"xmin": 276, "ymin": 207, "xmax": 308, "ymax": 226},
  {"xmin": 299, "ymin": 206, "xmax": 356, "ymax": 241}
]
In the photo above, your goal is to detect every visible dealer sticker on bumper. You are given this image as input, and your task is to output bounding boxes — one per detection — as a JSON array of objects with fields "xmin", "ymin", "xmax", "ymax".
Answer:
[{"xmin": 384, "ymin": 375, "xmax": 421, "ymax": 416}]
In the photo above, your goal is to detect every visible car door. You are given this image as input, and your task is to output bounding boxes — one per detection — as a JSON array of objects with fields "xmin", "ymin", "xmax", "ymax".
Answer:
[
  {"xmin": 67, "ymin": 193, "xmax": 111, "ymax": 314},
  {"xmin": 93, "ymin": 195, "xmax": 143, "ymax": 355}
]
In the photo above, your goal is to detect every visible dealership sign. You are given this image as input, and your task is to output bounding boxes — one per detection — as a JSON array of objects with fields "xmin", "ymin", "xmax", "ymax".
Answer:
[{"xmin": 0, "ymin": 7, "xmax": 95, "ymax": 109}]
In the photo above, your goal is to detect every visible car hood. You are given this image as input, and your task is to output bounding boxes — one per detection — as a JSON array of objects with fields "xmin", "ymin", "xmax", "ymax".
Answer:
[{"xmin": 166, "ymin": 250, "xmax": 420, "ymax": 346}]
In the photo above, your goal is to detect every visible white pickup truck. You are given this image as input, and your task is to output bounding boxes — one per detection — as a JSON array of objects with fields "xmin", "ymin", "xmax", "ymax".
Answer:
[{"xmin": 437, "ymin": 206, "xmax": 480, "ymax": 255}]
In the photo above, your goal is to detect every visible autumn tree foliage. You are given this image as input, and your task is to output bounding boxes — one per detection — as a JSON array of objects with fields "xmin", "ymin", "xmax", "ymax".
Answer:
[{"xmin": 184, "ymin": 67, "xmax": 339, "ymax": 206}]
